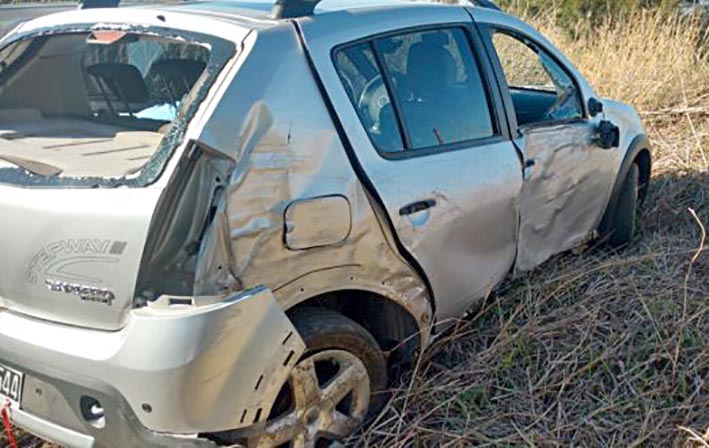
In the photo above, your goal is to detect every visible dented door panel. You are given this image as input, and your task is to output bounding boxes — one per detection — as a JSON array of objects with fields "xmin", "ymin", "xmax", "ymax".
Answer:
[
  {"xmin": 515, "ymin": 121, "xmax": 615, "ymax": 271},
  {"xmin": 472, "ymin": 12, "xmax": 619, "ymax": 272},
  {"xmin": 353, "ymin": 143, "xmax": 522, "ymax": 320}
]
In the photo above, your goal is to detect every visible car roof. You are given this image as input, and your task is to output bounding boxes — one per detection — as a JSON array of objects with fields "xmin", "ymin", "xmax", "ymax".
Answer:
[
  {"xmin": 147, "ymin": 0, "xmax": 510, "ymax": 24},
  {"xmin": 5, "ymin": 0, "xmax": 513, "ymax": 38},
  {"xmin": 163, "ymin": 0, "xmax": 455, "ymax": 20}
]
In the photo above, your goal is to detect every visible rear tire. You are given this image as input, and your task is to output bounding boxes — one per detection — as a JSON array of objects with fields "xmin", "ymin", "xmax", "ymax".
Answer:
[
  {"xmin": 608, "ymin": 163, "xmax": 640, "ymax": 247},
  {"xmin": 290, "ymin": 307, "xmax": 389, "ymax": 417},
  {"xmin": 250, "ymin": 308, "xmax": 387, "ymax": 447}
]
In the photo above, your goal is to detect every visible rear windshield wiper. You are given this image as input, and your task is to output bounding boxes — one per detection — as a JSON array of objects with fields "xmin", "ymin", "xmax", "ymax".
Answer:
[{"xmin": 0, "ymin": 154, "xmax": 63, "ymax": 177}]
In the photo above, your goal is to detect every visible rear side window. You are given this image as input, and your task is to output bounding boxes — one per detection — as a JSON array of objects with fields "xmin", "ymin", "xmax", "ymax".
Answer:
[{"xmin": 334, "ymin": 27, "xmax": 496, "ymax": 155}]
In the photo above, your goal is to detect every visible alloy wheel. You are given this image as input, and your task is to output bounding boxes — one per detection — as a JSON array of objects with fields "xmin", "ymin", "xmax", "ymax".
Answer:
[{"xmin": 252, "ymin": 349, "xmax": 371, "ymax": 448}]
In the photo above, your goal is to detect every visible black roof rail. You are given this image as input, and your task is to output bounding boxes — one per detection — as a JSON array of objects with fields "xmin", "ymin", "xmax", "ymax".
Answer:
[
  {"xmin": 469, "ymin": 0, "xmax": 501, "ymax": 10},
  {"xmin": 269, "ymin": 0, "xmax": 321, "ymax": 19},
  {"xmin": 79, "ymin": 0, "xmax": 120, "ymax": 9},
  {"xmin": 268, "ymin": 0, "xmax": 500, "ymax": 20}
]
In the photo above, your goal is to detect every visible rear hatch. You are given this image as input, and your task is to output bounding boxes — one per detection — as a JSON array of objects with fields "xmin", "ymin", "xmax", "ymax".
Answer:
[
  {"xmin": 0, "ymin": 186, "xmax": 163, "ymax": 330},
  {"xmin": 0, "ymin": 15, "xmax": 239, "ymax": 330}
]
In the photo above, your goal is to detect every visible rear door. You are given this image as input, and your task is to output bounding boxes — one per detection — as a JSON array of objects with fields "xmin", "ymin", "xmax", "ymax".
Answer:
[{"xmin": 301, "ymin": 8, "xmax": 523, "ymax": 320}]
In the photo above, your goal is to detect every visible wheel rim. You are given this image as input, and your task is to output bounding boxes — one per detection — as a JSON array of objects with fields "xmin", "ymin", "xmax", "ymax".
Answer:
[{"xmin": 252, "ymin": 349, "xmax": 371, "ymax": 448}]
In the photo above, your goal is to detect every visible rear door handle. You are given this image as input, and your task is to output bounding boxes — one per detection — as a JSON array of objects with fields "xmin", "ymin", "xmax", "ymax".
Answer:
[
  {"xmin": 524, "ymin": 159, "xmax": 536, "ymax": 178},
  {"xmin": 399, "ymin": 199, "xmax": 437, "ymax": 216}
]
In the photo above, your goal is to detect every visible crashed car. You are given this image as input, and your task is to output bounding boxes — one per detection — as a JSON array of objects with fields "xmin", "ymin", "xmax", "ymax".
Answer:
[{"xmin": 0, "ymin": 0, "xmax": 651, "ymax": 446}]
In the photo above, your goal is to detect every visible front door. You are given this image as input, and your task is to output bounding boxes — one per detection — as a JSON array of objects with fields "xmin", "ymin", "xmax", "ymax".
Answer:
[
  {"xmin": 484, "ymin": 28, "xmax": 616, "ymax": 271},
  {"xmin": 302, "ymin": 14, "xmax": 523, "ymax": 320}
]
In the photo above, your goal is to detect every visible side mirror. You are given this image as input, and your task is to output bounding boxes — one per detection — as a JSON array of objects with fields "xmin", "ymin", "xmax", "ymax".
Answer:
[
  {"xmin": 588, "ymin": 97, "xmax": 604, "ymax": 117},
  {"xmin": 596, "ymin": 120, "xmax": 620, "ymax": 149}
]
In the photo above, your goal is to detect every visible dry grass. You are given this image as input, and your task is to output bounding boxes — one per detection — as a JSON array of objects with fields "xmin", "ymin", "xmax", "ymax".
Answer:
[
  {"xmin": 6, "ymin": 6, "xmax": 709, "ymax": 448},
  {"xmin": 544, "ymin": 9, "xmax": 709, "ymax": 114},
  {"xmin": 354, "ymin": 7, "xmax": 709, "ymax": 448}
]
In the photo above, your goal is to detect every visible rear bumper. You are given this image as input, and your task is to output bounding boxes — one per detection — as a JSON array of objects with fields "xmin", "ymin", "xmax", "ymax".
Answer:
[
  {"xmin": 0, "ymin": 287, "xmax": 305, "ymax": 448},
  {"xmin": 12, "ymin": 409, "xmax": 95, "ymax": 448},
  {"xmin": 11, "ymin": 406, "xmax": 218, "ymax": 448}
]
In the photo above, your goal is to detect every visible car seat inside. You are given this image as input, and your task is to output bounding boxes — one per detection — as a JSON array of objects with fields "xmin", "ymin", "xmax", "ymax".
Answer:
[{"xmin": 0, "ymin": 31, "xmax": 210, "ymax": 178}]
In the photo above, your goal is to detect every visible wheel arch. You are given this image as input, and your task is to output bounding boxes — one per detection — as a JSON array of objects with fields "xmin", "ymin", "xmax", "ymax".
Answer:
[
  {"xmin": 285, "ymin": 288, "xmax": 424, "ymax": 372},
  {"xmin": 634, "ymin": 147, "xmax": 652, "ymax": 204},
  {"xmin": 599, "ymin": 134, "xmax": 652, "ymax": 234}
]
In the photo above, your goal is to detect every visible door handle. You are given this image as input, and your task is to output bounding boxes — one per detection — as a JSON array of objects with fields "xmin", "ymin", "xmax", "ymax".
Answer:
[{"xmin": 399, "ymin": 199, "xmax": 437, "ymax": 216}]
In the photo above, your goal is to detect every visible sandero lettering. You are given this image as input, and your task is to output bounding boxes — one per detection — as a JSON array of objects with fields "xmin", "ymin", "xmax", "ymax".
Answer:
[{"xmin": 45, "ymin": 279, "xmax": 116, "ymax": 306}]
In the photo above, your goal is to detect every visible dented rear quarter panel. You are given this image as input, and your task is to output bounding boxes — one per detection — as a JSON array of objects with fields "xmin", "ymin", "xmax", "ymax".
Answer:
[{"xmin": 195, "ymin": 24, "xmax": 432, "ymax": 340}]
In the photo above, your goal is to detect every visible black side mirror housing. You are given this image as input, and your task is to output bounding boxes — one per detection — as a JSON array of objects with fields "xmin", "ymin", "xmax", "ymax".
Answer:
[
  {"xmin": 588, "ymin": 97, "xmax": 604, "ymax": 117},
  {"xmin": 597, "ymin": 120, "xmax": 620, "ymax": 149}
]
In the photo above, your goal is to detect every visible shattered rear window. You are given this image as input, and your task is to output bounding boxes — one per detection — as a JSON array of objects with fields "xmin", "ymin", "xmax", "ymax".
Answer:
[{"xmin": 0, "ymin": 27, "xmax": 234, "ymax": 187}]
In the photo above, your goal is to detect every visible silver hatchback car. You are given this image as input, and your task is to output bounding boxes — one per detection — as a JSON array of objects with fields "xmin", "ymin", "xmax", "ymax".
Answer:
[{"xmin": 0, "ymin": 0, "xmax": 651, "ymax": 446}]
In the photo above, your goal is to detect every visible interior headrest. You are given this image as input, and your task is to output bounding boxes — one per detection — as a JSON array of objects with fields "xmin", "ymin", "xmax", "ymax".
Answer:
[
  {"xmin": 86, "ymin": 63, "xmax": 149, "ymax": 103},
  {"xmin": 148, "ymin": 59, "xmax": 206, "ymax": 96},
  {"xmin": 406, "ymin": 41, "xmax": 456, "ymax": 99}
]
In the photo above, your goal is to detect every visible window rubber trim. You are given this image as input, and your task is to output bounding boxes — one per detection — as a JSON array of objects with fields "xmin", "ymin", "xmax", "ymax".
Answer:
[{"xmin": 369, "ymin": 40, "xmax": 413, "ymax": 151}]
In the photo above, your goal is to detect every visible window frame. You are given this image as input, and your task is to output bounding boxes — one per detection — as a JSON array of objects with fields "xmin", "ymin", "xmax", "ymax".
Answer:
[
  {"xmin": 331, "ymin": 23, "xmax": 509, "ymax": 161},
  {"xmin": 480, "ymin": 25, "xmax": 589, "ymax": 132}
]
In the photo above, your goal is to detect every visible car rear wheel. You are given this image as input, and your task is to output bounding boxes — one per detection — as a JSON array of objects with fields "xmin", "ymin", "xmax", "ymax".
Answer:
[
  {"xmin": 608, "ymin": 163, "xmax": 640, "ymax": 247},
  {"xmin": 249, "ymin": 308, "xmax": 387, "ymax": 448}
]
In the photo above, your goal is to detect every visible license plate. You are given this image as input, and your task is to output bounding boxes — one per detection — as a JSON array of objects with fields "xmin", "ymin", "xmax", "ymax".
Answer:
[{"xmin": 0, "ymin": 363, "xmax": 23, "ymax": 408}]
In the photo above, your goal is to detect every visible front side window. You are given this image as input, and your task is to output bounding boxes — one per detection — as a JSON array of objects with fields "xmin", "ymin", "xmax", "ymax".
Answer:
[
  {"xmin": 491, "ymin": 31, "xmax": 583, "ymax": 126},
  {"xmin": 335, "ymin": 27, "xmax": 495, "ymax": 154},
  {"xmin": 0, "ymin": 29, "xmax": 232, "ymax": 186}
]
